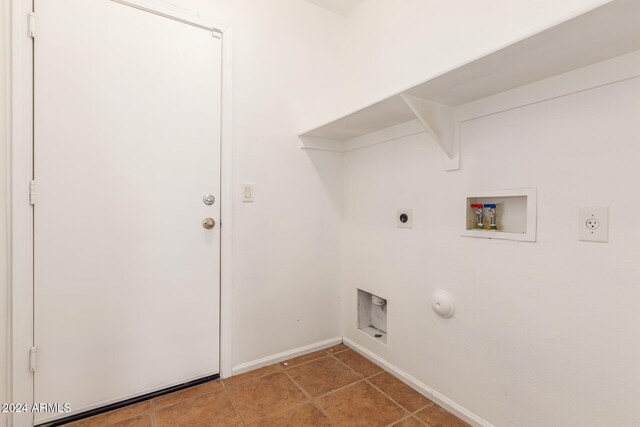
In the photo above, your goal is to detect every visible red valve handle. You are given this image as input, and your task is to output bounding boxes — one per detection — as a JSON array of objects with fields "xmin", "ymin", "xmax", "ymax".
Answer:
[{"xmin": 470, "ymin": 204, "xmax": 483, "ymax": 208}]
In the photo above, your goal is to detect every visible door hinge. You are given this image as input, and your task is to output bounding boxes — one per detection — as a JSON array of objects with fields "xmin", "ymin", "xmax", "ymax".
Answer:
[
  {"xmin": 28, "ymin": 12, "xmax": 35, "ymax": 38},
  {"xmin": 29, "ymin": 346, "xmax": 37, "ymax": 372},
  {"xmin": 29, "ymin": 180, "xmax": 35, "ymax": 205}
]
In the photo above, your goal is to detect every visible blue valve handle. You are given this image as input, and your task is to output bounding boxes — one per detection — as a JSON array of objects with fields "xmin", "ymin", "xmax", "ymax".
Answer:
[{"xmin": 484, "ymin": 204, "xmax": 498, "ymax": 229}]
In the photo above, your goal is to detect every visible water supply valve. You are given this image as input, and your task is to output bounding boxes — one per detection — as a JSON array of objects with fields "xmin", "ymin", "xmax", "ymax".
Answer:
[
  {"xmin": 470, "ymin": 204, "xmax": 484, "ymax": 229},
  {"xmin": 484, "ymin": 204, "xmax": 497, "ymax": 230},
  {"xmin": 484, "ymin": 203, "xmax": 498, "ymax": 230}
]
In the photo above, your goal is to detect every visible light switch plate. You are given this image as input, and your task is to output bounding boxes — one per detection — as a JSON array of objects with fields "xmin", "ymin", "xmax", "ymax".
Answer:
[
  {"xmin": 397, "ymin": 208, "xmax": 413, "ymax": 228},
  {"xmin": 579, "ymin": 206, "xmax": 608, "ymax": 242},
  {"xmin": 242, "ymin": 183, "xmax": 254, "ymax": 202}
]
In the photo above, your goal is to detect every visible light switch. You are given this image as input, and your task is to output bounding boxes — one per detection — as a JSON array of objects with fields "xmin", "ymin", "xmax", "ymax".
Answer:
[{"xmin": 242, "ymin": 184, "xmax": 254, "ymax": 202}]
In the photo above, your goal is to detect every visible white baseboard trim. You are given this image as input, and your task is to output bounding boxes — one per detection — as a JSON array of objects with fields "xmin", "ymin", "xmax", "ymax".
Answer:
[
  {"xmin": 230, "ymin": 335, "xmax": 494, "ymax": 426},
  {"xmin": 343, "ymin": 337, "xmax": 495, "ymax": 427},
  {"xmin": 230, "ymin": 337, "xmax": 343, "ymax": 376}
]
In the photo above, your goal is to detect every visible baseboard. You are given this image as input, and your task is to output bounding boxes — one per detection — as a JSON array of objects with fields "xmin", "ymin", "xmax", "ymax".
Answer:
[
  {"xmin": 343, "ymin": 337, "xmax": 495, "ymax": 427},
  {"xmin": 231, "ymin": 337, "xmax": 343, "ymax": 376},
  {"xmin": 230, "ymin": 335, "xmax": 494, "ymax": 426}
]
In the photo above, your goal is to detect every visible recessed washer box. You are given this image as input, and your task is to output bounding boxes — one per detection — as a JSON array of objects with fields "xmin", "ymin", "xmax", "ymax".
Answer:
[
  {"xmin": 357, "ymin": 289, "xmax": 387, "ymax": 344},
  {"xmin": 462, "ymin": 188, "xmax": 537, "ymax": 242}
]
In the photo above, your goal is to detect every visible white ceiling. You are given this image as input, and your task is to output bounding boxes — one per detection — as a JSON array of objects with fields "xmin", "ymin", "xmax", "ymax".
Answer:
[{"xmin": 304, "ymin": 0, "xmax": 364, "ymax": 17}]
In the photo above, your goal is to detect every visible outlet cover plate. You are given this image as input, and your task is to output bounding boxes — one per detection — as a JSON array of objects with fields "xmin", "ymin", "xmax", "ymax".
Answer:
[
  {"xmin": 397, "ymin": 208, "xmax": 413, "ymax": 228},
  {"xmin": 579, "ymin": 206, "xmax": 608, "ymax": 242}
]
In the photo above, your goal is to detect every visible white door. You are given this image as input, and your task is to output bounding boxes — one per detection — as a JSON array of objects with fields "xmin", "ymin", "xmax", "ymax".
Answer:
[{"xmin": 33, "ymin": 1, "xmax": 221, "ymax": 422}]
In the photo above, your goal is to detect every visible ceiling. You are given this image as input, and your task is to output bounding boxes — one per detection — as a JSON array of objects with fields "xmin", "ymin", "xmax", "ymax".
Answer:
[{"xmin": 304, "ymin": 0, "xmax": 364, "ymax": 17}]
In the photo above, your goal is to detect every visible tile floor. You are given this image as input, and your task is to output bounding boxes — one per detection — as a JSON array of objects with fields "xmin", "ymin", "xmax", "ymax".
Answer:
[{"xmin": 67, "ymin": 343, "xmax": 470, "ymax": 426}]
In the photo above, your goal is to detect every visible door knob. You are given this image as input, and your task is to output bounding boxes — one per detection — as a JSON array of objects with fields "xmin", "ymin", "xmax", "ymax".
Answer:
[{"xmin": 202, "ymin": 218, "xmax": 215, "ymax": 229}]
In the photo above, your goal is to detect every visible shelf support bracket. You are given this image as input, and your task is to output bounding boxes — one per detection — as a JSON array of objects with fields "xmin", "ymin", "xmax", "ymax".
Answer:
[{"xmin": 401, "ymin": 94, "xmax": 459, "ymax": 171}]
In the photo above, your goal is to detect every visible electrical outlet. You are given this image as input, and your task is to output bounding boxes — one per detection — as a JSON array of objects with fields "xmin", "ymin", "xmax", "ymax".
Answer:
[
  {"xmin": 397, "ymin": 208, "xmax": 413, "ymax": 228},
  {"xmin": 579, "ymin": 206, "xmax": 609, "ymax": 242}
]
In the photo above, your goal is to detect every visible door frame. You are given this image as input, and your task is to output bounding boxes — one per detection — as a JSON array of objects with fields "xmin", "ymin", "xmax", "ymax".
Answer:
[{"xmin": 7, "ymin": 1, "xmax": 233, "ymax": 425}]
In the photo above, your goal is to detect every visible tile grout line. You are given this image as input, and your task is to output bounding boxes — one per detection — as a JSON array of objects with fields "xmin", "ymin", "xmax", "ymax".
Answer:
[
  {"xmin": 243, "ymin": 345, "xmax": 349, "ymax": 380},
  {"xmin": 327, "ymin": 349, "xmax": 385, "ymax": 383},
  {"xmin": 152, "ymin": 388, "xmax": 222, "ymax": 411},
  {"xmin": 316, "ymin": 377, "xmax": 368, "ymax": 401},
  {"xmin": 278, "ymin": 345, "xmax": 369, "ymax": 404},
  {"xmin": 285, "ymin": 349, "xmax": 373, "ymax": 406},
  {"xmin": 329, "ymin": 349, "xmax": 430, "ymax": 425},
  {"xmin": 358, "ymin": 375, "xmax": 410, "ymax": 425},
  {"xmin": 226, "ymin": 369, "xmax": 322, "ymax": 425},
  {"xmin": 325, "ymin": 347, "xmax": 350, "ymax": 355},
  {"xmin": 222, "ymin": 366, "xmax": 283, "ymax": 388},
  {"xmin": 281, "ymin": 345, "xmax": 350, "ymax": 369},
  {"xmin": 75, "ymin": 400, "xmax": 154, "ymax": 427},
  {"xmin": 298, "ymin": 351, "xmax": 410, "ymax": 427},
  {"xmin": 327, "ymin": 350, "xmax": 360, "ymax": 375},
  {"xmin": 249, "ymin": 401, "xmax": 316, "ymax": 426},
  {"xmin": 364, "ymin": 375, "xmax": 434, "ymax": 416},
  {"xmin": 148, "ymin": 382, "xmax": 228, "ymax": 427},
  {"xmin": 150, "ymin": 404, "xmax": 157, "ymax": 427},
  {"xmin": 280, "ymin": 351, "xmax": 332, "ymax": 370},
  {"xmin": 333, "ymin": 348, "xmax": 386, "ymax": 378},
  {"xmin": 228, "ymin": 344, "xmax": 348, "ymax": 382},
  {"xmin": 333, "ymin": 347, "xmax": 439, "ymax": 419},
  {"xmin": 282, "ymin": 369, "xmax": 338, "ymax": 425},
  {"xmin": 388, "ymin": 413, "xmax": 431, "ymax": 427},
  {"xmin": 412, "ymin": 402, "xmax": 435, "ymax": 415},
  {"xmin": 335, "ymin": 349, "xmax": 467, "ymax": 426},
  {"xmin": 222, "ymin": 386, "xmax": 247, "ymax": 426},
  {"xmin": 290, "ymin": 348, "xmax": 378, "ymax": 402}
]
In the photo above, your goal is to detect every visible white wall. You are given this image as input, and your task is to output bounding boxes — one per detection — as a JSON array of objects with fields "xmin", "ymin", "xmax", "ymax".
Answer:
[
  {"xmin": 339, "ymin": 2, "xmax": 640, "ymax": 424},
  {"xmin": 1, "ymin": 0, "xmax": 9, "ymax": 423}
]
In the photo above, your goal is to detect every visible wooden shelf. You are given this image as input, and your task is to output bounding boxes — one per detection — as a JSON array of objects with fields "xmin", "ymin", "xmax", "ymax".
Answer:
[{"xmin": 299, "ymin": 0, "xmax": 640, "ymax": 170}]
